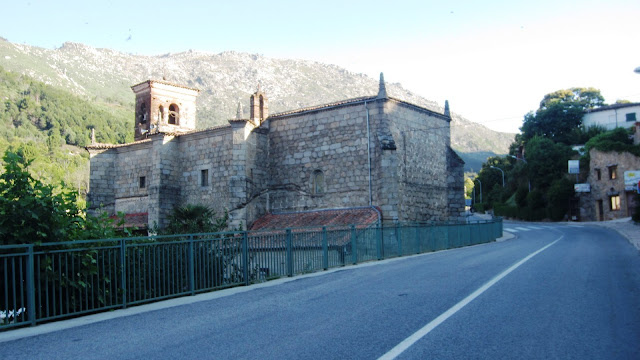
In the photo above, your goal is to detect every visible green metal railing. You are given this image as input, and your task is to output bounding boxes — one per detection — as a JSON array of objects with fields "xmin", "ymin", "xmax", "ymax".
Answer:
[{"xmin": 1, "ymin": 218, "xmax": 502, "ymax": 330}]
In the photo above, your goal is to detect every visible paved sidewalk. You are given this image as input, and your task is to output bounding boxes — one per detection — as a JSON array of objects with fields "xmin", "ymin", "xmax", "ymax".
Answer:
[{"xmin": 581, "ymin": 217, "xmax": 640, "ymax": 251}]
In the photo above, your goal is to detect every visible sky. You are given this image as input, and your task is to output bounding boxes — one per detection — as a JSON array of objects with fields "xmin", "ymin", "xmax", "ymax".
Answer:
[{"xmin": 2, "ymin": 0, "xmax": 639, "ymax": 133}]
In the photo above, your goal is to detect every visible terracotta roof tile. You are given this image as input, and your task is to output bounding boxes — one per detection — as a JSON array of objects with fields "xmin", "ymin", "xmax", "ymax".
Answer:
[
  {"xmin": 109, "ymin": 212, "xmax": 148, "ymax": 229},
  {"xmin": 250, "ymin": 207, "xmax": 381, "ymax": 231}
]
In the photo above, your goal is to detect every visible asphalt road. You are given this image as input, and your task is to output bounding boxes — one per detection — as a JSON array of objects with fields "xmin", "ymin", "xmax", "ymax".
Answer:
[{"xmin": 1, "ymin": 223, "xmax": 639, "ymax": 359}]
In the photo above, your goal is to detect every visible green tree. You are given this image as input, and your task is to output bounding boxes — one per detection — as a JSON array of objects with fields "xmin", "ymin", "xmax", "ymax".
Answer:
[
  {"xmin": 0, "ymin": 150, "xmax": 82, "ymax": 244},
  {"xmin": 520, "ymin": 87, "xmax": 605, "ymax": 145},
  {"xmin": 525, "ymin": 136, "xmax": 575, "ymax": 189},
  {"xmin": 0, "ymin": 149, "xmax": 117, "ymax": 245}
]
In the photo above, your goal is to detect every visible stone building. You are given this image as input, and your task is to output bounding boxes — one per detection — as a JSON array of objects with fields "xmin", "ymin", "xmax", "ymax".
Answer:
[
  {"xmin": 86, "ymin": 74, "xmax": 466, "ymax": 229},
  {"xmin": 577, "ymin": 122, "xmax": 640, "ymax": 221}
]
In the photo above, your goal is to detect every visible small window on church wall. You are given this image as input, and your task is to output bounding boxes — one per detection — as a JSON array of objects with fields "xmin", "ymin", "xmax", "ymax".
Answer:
[
  {"xmin": 158, "ymin": 105, "xmax": 164, "ymax": 123},
  {"xmin": 201, "ymin": 169, "xmax": 209, "ymax": 187},
  {"xmin": 168, "ymin": 104, "xmax": 179, "ymax": 125},
  {"xmin": 139, "ymin": 176, "xmax": 146, "ymax": 189},
  {"xmin": 608, "ymin": 166, "xmax": 617, "ymax": 180},
  {"xmin": 312, "ymin": 170, "xmax": 324, "ymax": 195}
]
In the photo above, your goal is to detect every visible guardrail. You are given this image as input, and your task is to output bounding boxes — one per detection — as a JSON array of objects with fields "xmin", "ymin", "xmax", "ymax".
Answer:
[{"xmin": 1, "ymin": 218, "xmax": 502, "ymax": 330}]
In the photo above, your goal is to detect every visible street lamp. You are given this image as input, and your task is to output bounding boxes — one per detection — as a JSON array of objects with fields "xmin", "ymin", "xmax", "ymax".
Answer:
[
  {"xmin": 490, "ymin": 166, "xmax": 505, "ymax": 187},
  {"xmin": 474, "ymin": 178, "xmax": 482, "ymax": 204},
  {"xmin": 507, "ymin": 154, "xmax": 527, "ymax": 164},
  {"xmin": 508, "ymin": 155, "xmax": 531, "ymax": 192}
]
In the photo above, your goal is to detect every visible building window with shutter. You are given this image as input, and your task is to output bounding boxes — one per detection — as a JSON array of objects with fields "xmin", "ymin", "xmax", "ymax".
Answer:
[
  {"xmin": 609, "ymin": 195, "xmax": 620, "ymax": 211},
  {"xmin": 626, "ymin": 112, "xmax": 637, "ymax": 122}
]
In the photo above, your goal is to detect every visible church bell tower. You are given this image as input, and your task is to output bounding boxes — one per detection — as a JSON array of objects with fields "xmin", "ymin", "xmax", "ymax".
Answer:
[{"xmin": 131, "ymin": 80, "xmax": 200, "ymax": 140}]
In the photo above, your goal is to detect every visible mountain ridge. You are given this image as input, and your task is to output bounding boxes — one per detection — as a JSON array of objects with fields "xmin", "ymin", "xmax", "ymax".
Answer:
[{"xmin": 0, "ymin": 38, "xmax": 515, "ymax": 170}]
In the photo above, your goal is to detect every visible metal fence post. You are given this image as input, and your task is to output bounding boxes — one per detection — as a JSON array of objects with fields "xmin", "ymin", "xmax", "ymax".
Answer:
[
  {"xmin": 414, "ymin": 226, "xmax": 420, "ymax": 254},
  {"xmin": 351, "ymin": 225, "xmax": 357, "ymax": 265},
  {"xmin": 396, "ymin": 223, "xmax": 402, "ymax": 256},
  {"xmin": 376, "ymin": 224, "xmax": 383, "ymax": 260},
  {"xmin": 188, "ymin": 235, "xmax": 195, "ymax": 295},
  {"xmin": 322, "ymin": 227, "xmax": 328, "ymax": 270},
  {"xmin": 120, "ymin": 239, "xmax": 127, "ymax": 309},
  {"xmin": 286, "ymin": 229, "xmax": 293, "ymax": 277},
  {"xmin": 242, "ymin": 231, "xmax": 249, "ymax": 286},
  {"xmin": 26, "ymin": 244, "xmax": 36, "ymax": 326},
  {"xmin": 444, "ymin": 225, "xmax": 450, "ymax": 249}
]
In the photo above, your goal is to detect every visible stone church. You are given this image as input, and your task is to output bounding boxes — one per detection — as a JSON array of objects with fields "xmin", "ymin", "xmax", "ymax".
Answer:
[{"xmin": 86, "ymin": 74, "xmax": 465, "ymax": 230}]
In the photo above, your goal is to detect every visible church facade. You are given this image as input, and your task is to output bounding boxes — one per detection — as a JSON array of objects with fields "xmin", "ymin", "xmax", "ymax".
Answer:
[{"xmin": 86, "ymin": 74, "xmax": 465, "ymax": 229}]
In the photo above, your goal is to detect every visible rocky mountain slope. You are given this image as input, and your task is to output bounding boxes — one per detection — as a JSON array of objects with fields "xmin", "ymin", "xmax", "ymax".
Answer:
[{"xmin": 0, "ymin": 38, "xmax": 514, "ymax": 170}]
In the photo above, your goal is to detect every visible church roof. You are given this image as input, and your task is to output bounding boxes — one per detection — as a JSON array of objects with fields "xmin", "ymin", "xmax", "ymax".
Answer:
[
  {"xmin": 130, "ymin": 79, "xmax": 200, "ymax": 92},
  {"xmin": 269, "ymin": 96, "xmax": 450, "ymax": 121},
  {"xmin": 86, "ymin": 138, "xmax": 151, "ymax": 150},
  {"xmin": 250, "ymin": 207, "xmax": 381, "ymax": 231}
]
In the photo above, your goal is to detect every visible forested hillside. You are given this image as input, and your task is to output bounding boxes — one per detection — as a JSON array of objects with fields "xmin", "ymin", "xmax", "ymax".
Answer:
[{"xmin": 0, "ymin": 65, "xmax": 133, "ymax": 196}]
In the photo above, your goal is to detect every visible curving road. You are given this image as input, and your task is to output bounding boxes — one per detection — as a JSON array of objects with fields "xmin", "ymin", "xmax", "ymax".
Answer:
[{"xmin": 1, "ymin": 222, "xmax": 639, "ymax": 359}]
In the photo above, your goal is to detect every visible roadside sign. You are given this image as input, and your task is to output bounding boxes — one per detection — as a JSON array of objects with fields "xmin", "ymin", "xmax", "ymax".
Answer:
[
  {"xmin": 568, "ymin": 160, "xmax": 580, "ymax": 174},
  {"xmin": 574, "ymin": 183, "xmax": 591, "ymax": 193},
  {"xmin": 624, "ymin": 171, "xmax": 640, "ymax": 191}
]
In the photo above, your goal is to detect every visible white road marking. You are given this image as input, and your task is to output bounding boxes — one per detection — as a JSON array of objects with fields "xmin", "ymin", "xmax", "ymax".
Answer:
[
  {"xmin": 378, "ymin": 236, "xmax": 563, "ymax": 360},
  {"xmin": 528, "ymin": 226, "xmax": 545, "ymax": 229},
  {"xmin": 504, "ymin": 228, "xmax": 519, "ymax": 232},
  {"xmin": 515, "ymin": 227, "xmax": 531, "ymax": 231}
]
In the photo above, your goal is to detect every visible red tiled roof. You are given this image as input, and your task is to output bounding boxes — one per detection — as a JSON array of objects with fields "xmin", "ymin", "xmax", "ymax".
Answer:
[
  {"xmin": 250, "ymin": 207, "xmax": 380, "ymax": 231},
  {"xmin": 109, "ymin": 212, "xmax": 148, "ymax": 229}
]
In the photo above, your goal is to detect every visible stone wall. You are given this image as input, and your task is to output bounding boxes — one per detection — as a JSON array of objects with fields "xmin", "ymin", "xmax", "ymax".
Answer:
[
  {"xmin": 173, "ymin": 126, "xmax": 235, "ymax": 225},
  {"xmin": 379, "ymin": 100, "xmax": 464, "ymax": 223},
  {"xmin": 267, "ymin": 101, "xmax": 371, "ymax": 213},
  {"xmin": 88, "ymin": 88, "xmax": 465, "ymax": 229},
  {"xmin": 265, "ymin": 97, "xmax": 464, "ymax": 223},
  {"xmin": 87, "ymin": 148, "xmax": 118, "ymax": 214}
]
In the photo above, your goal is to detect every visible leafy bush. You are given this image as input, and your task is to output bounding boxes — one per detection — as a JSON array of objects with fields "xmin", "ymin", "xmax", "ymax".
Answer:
[
  {"xmin": 162, "ymin": 204, "xmax": 233, "ymax": 235},
  {"xmin": 515, "ymin": 186, "xmax": 528, "ymax": 208},
  {"xmin": 0, "ymin": 148, "xmax": 118, "ymax": 245},
  {"xmin": 546, "ymin": 178, "xmax": 574, "ymax": 221},
  {"xmin": 584, "ymin": 127, "xmax": 640, "ymax": 156}
]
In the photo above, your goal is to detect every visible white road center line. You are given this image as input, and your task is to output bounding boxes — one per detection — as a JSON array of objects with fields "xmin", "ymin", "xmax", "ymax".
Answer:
[{"xmin": 378, "ymin": 236, "xmax": 563, "ymax": 360}]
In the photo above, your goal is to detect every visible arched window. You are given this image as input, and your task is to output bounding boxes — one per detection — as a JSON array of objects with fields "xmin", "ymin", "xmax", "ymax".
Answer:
[
  {"xmin": 259, "ymin": 95, "xmax": 265, "ymax": 120},
  {"xmin": 158, "ymin": 105, "xmax": 164, "ymax": 123},
  {"xmin": 139, "ymin": 103, "xmax": 147, "ymax": 124},
  {"xmin": 312, "ymin": 170, "xmax": 324, "ymax": 195},
  {"xmin": 168, "ymin": 104, "xmax": 179, "ymax": 125}
]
